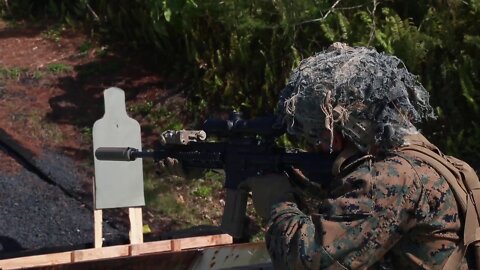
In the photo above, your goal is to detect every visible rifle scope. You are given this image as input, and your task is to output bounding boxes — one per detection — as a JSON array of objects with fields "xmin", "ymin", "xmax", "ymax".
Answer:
[{"xmin": 202, "ymin": 112, "xmax": 285, "ymax": 138}]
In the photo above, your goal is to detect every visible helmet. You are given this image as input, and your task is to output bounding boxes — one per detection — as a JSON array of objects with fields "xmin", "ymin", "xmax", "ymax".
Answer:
[{"xmin": 276, "ymin": 43, "xmax": 436, "ymax": 151}]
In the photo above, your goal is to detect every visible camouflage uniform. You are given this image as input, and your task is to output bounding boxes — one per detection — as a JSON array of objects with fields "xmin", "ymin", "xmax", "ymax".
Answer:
[
  {"xmin": 267, "ymin": 44, "xmax": 468, "ymax": 269},
  {"xmin": 266, "ymin": 148, "xmax": 468, "ymax": 269}
]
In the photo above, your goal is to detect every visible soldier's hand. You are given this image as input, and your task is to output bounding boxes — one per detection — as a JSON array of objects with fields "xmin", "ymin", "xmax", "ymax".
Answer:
[
  {"xmin": 240, "ymin": 173, "xmax": 295, "ymax": 220},
  {"xmin": 156, "ymin": 157, "xmax": 187, "ymax": 178},
  {"xmin": 155, "ymin": 132, "xmax": 187, "ymax": 178}
]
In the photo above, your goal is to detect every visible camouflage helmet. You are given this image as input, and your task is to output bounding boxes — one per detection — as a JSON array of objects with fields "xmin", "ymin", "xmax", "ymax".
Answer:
[{"xmin": 276, "ymin": 43, "xmax": 436, "ymax": 151}]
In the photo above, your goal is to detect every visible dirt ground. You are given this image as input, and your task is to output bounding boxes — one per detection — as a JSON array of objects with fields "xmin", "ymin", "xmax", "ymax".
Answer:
[
  {"xmin": 0, "ymin": 19, "xmax": 265, "ymax": 256},
  {"xmin": 0, "ymin": 20, "xmax": 174, "ymax": 162},
  {"xmin": 0, "ymin": 20, "xmax": 196, "ymax": 255}
]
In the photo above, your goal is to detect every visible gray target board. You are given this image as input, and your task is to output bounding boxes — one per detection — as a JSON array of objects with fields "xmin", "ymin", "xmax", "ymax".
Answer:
[{"xmin": 92, "ymin": 87, "xmax": 145, "ymax": 209}]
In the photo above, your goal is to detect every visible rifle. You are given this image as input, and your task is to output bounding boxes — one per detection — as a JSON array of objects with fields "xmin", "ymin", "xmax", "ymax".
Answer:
[{"xmin": 95, "ymin": 112, "xmax": 335, "ymax": 238}]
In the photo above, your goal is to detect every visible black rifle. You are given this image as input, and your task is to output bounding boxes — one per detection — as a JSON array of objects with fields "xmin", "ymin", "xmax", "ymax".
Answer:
[{"xmin": 95, "ymin": 112, "xmax": 335, "ymax": 238}]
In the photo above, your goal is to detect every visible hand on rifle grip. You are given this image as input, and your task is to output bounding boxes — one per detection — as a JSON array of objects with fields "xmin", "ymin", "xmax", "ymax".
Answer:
[{"xmin": 239, "ymin": 173, "xmax": 296, "ymax": 221}]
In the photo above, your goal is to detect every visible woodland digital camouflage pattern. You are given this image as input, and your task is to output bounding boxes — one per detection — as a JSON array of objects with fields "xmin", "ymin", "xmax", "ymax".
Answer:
[
  {"xmin": 266, "ymin": 151, "xmax": 468, "ymax": 269},
  {"xmin": 268, "ymin": 44, "xmax": 468, "ymax": 269}
]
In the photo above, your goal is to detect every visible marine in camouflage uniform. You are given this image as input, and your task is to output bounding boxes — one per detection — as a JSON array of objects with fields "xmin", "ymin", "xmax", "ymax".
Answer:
[{"xmin": 266, "ymin": 43, "xmax": 468, "ymax": 269}]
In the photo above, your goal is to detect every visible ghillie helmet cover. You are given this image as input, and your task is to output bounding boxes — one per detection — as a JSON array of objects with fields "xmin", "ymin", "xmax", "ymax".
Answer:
[{"xmin": 276, "ymin": 43, "xmax": 436, "ymax": 151}]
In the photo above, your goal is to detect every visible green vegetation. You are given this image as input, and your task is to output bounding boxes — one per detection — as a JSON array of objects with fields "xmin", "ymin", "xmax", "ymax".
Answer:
[
  {"xmin": 9, "ymin": 109, "xmax": 65, "ymax": 144},
  {"xmin": 46, "ymin": 63, "xmax": 73, "ymax": 74},
  {"xmin": 0, "ymin": 64, "xmax": 71, "ymax": 80},
  {"xmin": 2, "ymin": 0, "xmax": 480, "ymax": 234},
  {"xmin": 0, "ymin": 66, "xmax": 22, "ymax": 80},
  {"xmin": 2, "ymin": 0, "xmax": 473, "ymax": 162},
  {"xmin": 143, "ymin": 165, "xmax": 225, "ymax": 229},
  {"xmin": 42, "ymin": 24, "xmax": 65, "ymax": 42},
  {"xmin": 81, "ymin": 126, "xmax": 93, "ymax": 139},
  {"xmin": 129, "ymin": 102, "xmax": 184, "ymax": 133},
  {"xmin": 129, "ymin": 101, "xmax": 154, "ymax": 116},
  {"xmin": 77, "ymin": 41, "xmax": 93, "ymax": 55},
  {"xmin": 32, "ymin": 70, "xmax": 44, "ymax": 80}
]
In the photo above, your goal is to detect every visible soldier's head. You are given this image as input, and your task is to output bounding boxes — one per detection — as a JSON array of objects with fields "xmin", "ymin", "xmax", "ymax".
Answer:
[{"xmin": 276, "ymin": 43, "xmax": 436, "ymax": 152}]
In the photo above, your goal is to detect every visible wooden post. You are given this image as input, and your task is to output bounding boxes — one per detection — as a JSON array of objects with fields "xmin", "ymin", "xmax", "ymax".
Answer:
[
  {"xmin": 128, "ymin": 207, "xmax": 143, "ymax": 244},
  {"xmin": 94, "ymin": 209, "xmax": 103, "ymax": 248},
  {"xmin": 93, "ymin": 176, "xmax": 103, "ymax": 248}
]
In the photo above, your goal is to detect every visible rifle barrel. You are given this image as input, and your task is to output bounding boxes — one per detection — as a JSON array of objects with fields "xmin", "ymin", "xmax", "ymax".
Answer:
[{"xmin": 95, "ymin": 147, "xmax": 154, "ymax": 161}]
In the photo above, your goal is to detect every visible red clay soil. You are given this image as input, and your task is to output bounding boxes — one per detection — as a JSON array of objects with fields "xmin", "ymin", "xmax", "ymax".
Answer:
[
  {"xmin": 0, "ymin": 20, "xmax": 236, "ymax": 254},
  {"xmin": 0, "ymin": 21, "xmax": 95, "ymax": 162},
  {"xmin": 0, "ymin": 20, "xmax": 187, "ymax": 244},
  {"xmin": 0, "ymin": 23, "xmax": 77, "ymax": 158},
  {"xmin": 0, "ymin": 21, "xmax": 263, "ymax": 255},
  {"xmin": 0, "ymin": 20, "xmax": 173, "ymax": 172},
  {"xmin": 0, "ymin": 21, "xmax": 85, "ymax": 69}
]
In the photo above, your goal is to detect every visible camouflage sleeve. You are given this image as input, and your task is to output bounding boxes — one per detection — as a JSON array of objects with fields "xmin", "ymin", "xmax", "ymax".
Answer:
[
  {"xmin": 266, "ymin": 201, "xmax": 345, "ymax": 269},
  {"xmin": 265, "ymin": 155, "xmax": 462, "ymax": 269}
]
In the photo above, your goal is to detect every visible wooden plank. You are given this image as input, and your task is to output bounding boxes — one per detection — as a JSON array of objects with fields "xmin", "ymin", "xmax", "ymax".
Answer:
[
  {"xmin": 171, "ymin": 239, "xmax": 182, "ymax": 251},
  {"xmin": 70, "ymin": 234, "xmax": 231, "ymax": 262},
  {"xmin": 71, "ymin": 245, "xmax": 129, "ymax": 262},
  {"xmin": 94, "ymin": 209, "xmax": 103, "ymax": 248},
  {"xmin": 0, "ymin": 251, "xmax": 71, "ymax": 269},
  {"xmin": 32, "ymin": 249, "xmax": 202, "ymax": 270},
  {"xmin": 189, "ymin": 242, "xmax": 271, "ymax": 270},
  {"xmin": 129, "ymin": 240, "xmax": 172, "ymax": 256},
  {"xmin": 177, "ymin": 234, "xmax": 233, "ymax": 250},
  {"xmin": 0, "ymin": 234, "xmax": 233, "ymax": 268},
  {"xmin": 128, "ymin": 207, "xmax": 143, "ymax": 244},
  {"xmin": 129, "ymin": 234, "xmax": 233, "ymax": 256}
]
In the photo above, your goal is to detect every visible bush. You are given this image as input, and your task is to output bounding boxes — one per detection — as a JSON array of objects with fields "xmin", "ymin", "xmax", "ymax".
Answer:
[{"xmin": 2, "ymin": 0, "xmax": 480, "ymax": 164}]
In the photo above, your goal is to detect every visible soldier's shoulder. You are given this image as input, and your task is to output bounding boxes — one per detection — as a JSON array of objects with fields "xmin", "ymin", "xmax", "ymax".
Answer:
[
  {"xmin": 368, "ymin": 152, "xmax": 441, "ymax": 186},
  {"xmin": 371, "ymin": 152, "xmax": 417, "ymax": 174},
  {"xmin": 374, "ymin": 151, "xmax": 448, "ymax": 190}
]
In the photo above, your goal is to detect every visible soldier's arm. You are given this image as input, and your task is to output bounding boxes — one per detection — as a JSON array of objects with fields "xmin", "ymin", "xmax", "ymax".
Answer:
[{"xmin": 265, "ymin": 156, "xmax": 428, "ymax": 269}]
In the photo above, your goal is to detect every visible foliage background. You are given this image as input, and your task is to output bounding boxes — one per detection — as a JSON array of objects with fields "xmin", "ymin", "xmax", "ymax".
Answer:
[{"xmin": 2, "ymin": 0, "xmax": 479, "ymax": 164}]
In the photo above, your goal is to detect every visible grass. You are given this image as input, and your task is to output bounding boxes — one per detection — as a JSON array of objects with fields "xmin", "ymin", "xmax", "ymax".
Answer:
[
  {"xmin": 129, "ymin": 103, "xmax": 185, "ymax": 133},
  {"xmin": 0, "ymin": 63, "xmax": 74, "ymax": 81},
  {"xmin": 129, "ymin": 101, "xmax": 154, "ymax": 116},
  {"xmin": 142, "ymin": 161, "xmax": 227, "ymax": 230},
  {"xmin": 250, "ymin": 230, "xmax": 266, "ymax": 242},
  {"xmin": 95, "ymin": 46, "xmax": 109, "ymax": 58},
  {"xmin": 77, "ymin": 41, "xmax": 93, "ymax": 55},
  {"xmin": 46, "ymin": 63, "xmax": 73, "ymax": 74},
  {"xmin": 0, "ymin": 66, "xmax": 22, "ymax": 80},
  {"xmin": 191, "ymin": 185, "xmax": 212, "ymax": 198},
  {"xmin": 42, "ymin": 25, "xmax": 65, "ymax": 43},
  {"xmin": 32, "ymin": 70, "xmax": 44, "ymax": 80},
  {"xmin": 30, "ymin": 111, "xmax": 65, "ymax": 144},
  {"xmin": 81, "ymin": 127, "xmax": 93, "ymax": 140},
  {"xmin": 9, "ymin": 108, "xmax": 65, "ymax": 144}
]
